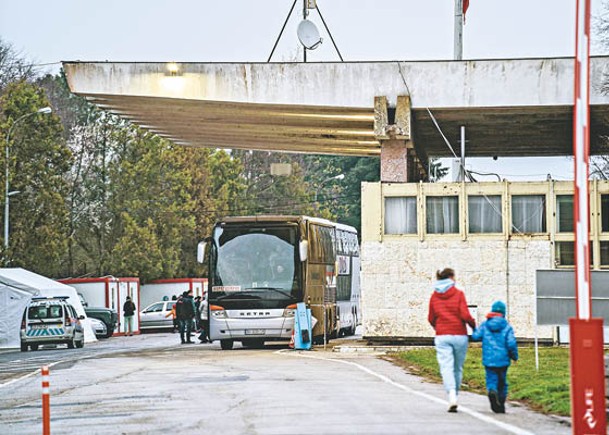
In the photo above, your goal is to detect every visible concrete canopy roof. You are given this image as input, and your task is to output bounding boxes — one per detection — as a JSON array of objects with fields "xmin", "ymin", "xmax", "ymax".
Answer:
[{"xmin": 63, "ymin": 58, "xmax": 609, "ymax": 158}]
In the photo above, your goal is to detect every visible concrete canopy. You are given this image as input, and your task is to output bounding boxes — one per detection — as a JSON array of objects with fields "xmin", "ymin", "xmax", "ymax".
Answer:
[{"xmin": 63, "ymin": 58, "xmax": 609, "ymax": 158}]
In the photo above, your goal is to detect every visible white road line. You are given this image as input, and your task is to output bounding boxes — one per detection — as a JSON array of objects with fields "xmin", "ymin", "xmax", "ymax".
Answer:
[
  {"xmin": 0, "ymin": 345, "xmax": 170, "ymax": 389},
  {"xmin": 276, "ymin": 349, "xmax": 535, "ymax": 435},
  {"xmin": 0, "ymin": 357, "xmax": 73, "ymax": 389}
]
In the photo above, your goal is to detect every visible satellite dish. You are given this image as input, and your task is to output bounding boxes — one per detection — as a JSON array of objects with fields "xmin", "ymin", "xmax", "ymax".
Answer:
[{"xmin": 297, "ymin": 20, "xmax": 322, "ymax": 50}]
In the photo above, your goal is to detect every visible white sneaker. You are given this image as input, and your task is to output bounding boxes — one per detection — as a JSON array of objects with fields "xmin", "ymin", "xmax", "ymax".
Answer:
[{"xmin": 448, "ymin": 389, "xmax": 458, "ymax": 412}]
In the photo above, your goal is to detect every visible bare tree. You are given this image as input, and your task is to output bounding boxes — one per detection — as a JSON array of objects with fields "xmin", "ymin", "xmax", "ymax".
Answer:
[
  {"xmin": 0, "ymin": 38, "xmax": 36, "ymax": 91},
  {"xmin": 589, "ymin": 2, "xmax": 609, "ymax": 178}
]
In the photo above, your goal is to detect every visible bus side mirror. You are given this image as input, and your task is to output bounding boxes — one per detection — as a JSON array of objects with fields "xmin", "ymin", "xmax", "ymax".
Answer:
[
  {"xmin": 299, "ymin": 240, "xmax": 308, "ymax": 262},
  {"xmin": 197, "ymin": 241, "xmax": 207, "ymax": 264}
]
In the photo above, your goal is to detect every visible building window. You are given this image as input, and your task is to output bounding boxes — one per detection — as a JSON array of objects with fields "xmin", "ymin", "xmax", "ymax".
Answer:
[
  {"xmin": 468, "ymin": 195, "xmax": 502, "ymax": 233},
  {"xmin": 555, "ymin": 241, "xmax": 575, "ymax": 266},
  {"xmin": 384, "ymin": 197, "xmax": 417, "ymax": 235},
  {"xmin": 426, "ymin": 196, "xmax": 459, "ymax": 234},
  {"xmin": 511, "ymin": 195, "xmax": 546, "ymax": 233},
  {"xmin": 556, "ymin": 195, "xmax": 574, "ymax": 233},
  {"xmin": 555, "ymin": 241, "xmax": 594, "ymax": 267},
  {"xmin": 602, "ymin": 195, "xmax": 609, "ymax": 232},
  {"xmin": 601, "ymin": 241, "xmax": 609, "ymax": 266}
]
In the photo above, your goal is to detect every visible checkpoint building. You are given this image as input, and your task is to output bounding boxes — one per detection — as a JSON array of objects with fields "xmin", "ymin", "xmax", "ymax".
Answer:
[{"xmin": 63, "ymin": 57, "xmax": 609, "ymax": 340}]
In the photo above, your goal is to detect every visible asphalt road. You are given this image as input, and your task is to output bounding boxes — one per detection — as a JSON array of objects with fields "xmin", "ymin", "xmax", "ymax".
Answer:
[{"xmin": 0, "ymin": 334, "xmax": 570, "ymax": 434}]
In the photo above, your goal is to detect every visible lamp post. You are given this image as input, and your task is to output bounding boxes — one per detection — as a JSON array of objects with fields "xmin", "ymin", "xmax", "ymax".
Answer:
[
  {"xmin": 4, "ymin": 107, "xmax": 52, "ymax": 254},
  {"xmin": 314, "ymin": 174, "xmax": 345, "ymax": 203}
]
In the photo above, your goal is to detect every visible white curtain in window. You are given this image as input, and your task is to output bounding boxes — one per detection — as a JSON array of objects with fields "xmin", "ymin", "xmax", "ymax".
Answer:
[
  {"xmin": 512, "ymin": 195, "xmax": 546, "ymax": 233},
  {"xmin": 426, "ymin": 196, "xmax": 459, "ymax": 234},
  {"xmin": 468, "ymin": 196, "xmax": 502, "ymax": 233},
  {"xmin": 385, "ymin": 197, "xmax": 417, "ymax": 234}
]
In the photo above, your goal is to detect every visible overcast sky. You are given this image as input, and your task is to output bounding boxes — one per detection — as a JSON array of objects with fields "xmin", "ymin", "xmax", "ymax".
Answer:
[{"xmin": 1, "ymin": 0, "xmax": 607, "ymax": 180}]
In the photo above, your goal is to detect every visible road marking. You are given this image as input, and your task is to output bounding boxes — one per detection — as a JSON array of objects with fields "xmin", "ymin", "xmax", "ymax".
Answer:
[
  {"xmin": 0, "ymin": 342, "xmax": 178, "ymax": 389},
  {"xmin": 276, "ymin": 349, "xmax": 535, "ymax": 435},
  {"xmin": 0, "ymin": 356, "xmax": 79, "ymax": 389}
]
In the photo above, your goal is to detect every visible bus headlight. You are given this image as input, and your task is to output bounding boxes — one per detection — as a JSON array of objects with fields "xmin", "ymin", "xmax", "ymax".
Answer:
[
  {"xmin": 210, "ymin": 305, "xmax": 227, "ymax": 318},
  {"xmin": 283, "ymin": 304, "xmax": 297, "ymax": 318}
]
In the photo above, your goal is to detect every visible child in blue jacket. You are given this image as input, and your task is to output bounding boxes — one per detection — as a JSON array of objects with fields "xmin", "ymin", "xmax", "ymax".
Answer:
[{"xmin": 471, "ymin": 301, "xmax": 518, "ymax": 413}]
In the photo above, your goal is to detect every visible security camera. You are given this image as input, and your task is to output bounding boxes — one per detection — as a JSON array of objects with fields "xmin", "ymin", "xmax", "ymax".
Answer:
[{"xmin": 492, "ymin": 156, "xmax": 498, "ymax": 161}]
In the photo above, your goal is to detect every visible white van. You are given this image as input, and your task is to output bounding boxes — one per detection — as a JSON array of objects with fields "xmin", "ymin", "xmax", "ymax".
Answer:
[{"xmin": 20, "ymin": 296, "xmax": 85, "ymax": 351}]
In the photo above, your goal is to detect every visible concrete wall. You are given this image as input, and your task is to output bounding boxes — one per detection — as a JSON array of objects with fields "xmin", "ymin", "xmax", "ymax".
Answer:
[{"xmin": 361, "ymin": 238, "xmax": 552, "ymax": 338}]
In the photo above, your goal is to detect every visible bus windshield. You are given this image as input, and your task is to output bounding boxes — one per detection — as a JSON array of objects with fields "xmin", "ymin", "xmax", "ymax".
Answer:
[{"xmin": 211, "ymin": 225, "xmax": 301, "ymax": 303}]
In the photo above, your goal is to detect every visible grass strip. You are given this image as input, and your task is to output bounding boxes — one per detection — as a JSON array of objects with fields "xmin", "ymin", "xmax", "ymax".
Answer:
[{"xmin": 393, "ymin": 346, "xmax": 571, "ymax": 416}]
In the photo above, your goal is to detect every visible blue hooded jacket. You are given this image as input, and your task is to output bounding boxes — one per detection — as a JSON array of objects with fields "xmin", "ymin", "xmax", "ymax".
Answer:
[{"xmin": 471, "ymin": 314, "xmax": 518, "ymax": 367}]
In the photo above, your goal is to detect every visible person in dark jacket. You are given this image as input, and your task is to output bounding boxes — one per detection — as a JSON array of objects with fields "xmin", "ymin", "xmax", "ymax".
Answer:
[
  {"xmin": 194, "ymin": 296, "xmax": 202, "ymax": 332},
  {"xmin": 471, "ymin": 300, "xmax": 519, "ymax": 413},
  {"xmin": 428, "ymin": 268, "xmax": 476, "ymax": 413},
  {"xmin": 177, "ymin": 290, "xmax": 195, "ymax": 344},
  {"xmin": 123, "ymin": 296, "xmax": 136, "ymax": 336}
]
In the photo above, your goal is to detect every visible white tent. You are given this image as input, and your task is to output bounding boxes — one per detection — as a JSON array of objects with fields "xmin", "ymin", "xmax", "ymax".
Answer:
[{"xmin": 0, "ymin": 268, "xmax": 97, "ymax": 348}]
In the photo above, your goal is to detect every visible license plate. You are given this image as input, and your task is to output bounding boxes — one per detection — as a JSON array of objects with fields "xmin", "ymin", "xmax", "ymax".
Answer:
[
  {"xmin": 245, "ymin": 329, "xmax": 265, "ymax": 335},
  {"xmin": 30, "ymin": 324, "xmax": 48, "ymax": 330}
]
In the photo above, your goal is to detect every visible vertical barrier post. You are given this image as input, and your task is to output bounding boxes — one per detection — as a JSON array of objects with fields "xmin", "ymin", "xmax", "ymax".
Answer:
[
  {"xmin": 41, "ymin": 365, "xmax": 50, "ymax": 435},
  {"xmin": 570, "ymin": 0, "xmax": 607, "ymax": 433}
]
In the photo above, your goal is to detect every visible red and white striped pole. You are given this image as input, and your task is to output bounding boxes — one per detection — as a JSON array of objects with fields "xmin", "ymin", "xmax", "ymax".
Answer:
[
  {"xmin": 569, "ymin": 0, "xmax": 607, "ymax": 433},
  {"xmin": 41, "ymin": 365, "xmax": 50, "ymax": 435}
]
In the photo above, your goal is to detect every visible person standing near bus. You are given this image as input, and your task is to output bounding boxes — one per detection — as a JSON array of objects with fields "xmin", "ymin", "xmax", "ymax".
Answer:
[
  {"xmin": 198, "ymin": 293, "xmax": 209, "ymax": 343},
  {"xmin": 428, "ymin": 268, "xmax": 476, "ymax": 413},
  {"xmin": 194, "ymin": 296, "xmax": 202, "ymax": 332},
  {"xmin": 176, "ymin": 290, "xmax": 195, "ymax": 344}
]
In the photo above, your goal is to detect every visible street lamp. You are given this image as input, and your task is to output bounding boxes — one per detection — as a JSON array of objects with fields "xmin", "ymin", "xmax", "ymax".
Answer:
[
  {"xmin": 314, "ymin": 173, "xmax": 345, "ymax": 203},
  {"xmin": 4, "ymin": 107, "xmax": 52, "ymax": 254}
]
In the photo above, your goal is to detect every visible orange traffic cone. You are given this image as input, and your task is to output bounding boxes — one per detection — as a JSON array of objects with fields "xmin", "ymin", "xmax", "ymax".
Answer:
[{"xmin": 289, "ymin": 328, "xmax": 295, "ymax": 349}]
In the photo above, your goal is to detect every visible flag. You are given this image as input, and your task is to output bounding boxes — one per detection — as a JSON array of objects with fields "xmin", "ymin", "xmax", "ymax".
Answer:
[{"xmin": 463, "ymin": 0, "xmax": 470, "ymax": 23}]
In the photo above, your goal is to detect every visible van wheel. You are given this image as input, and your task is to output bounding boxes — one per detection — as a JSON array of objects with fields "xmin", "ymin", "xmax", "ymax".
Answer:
[
  {"xmin": 67, "ymin": 338, "xmax": 75, "ymax": 349},
  {"xmin": 20, "ymin": 342, "xmax": 28, "ymax": 352},
  {"xmin": 76, "ymin": 339, "xmax": 84, "ymax": 349},
  {"xmin": 220, "ymin": 339, "xmax": 233, "ymax": 350},
  {"xmin": 30, "ymin": 344, "xmax": 38, "ymax": 351}
]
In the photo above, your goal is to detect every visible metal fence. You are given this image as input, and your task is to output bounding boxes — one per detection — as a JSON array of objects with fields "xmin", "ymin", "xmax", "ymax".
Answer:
[{"xmin": 536, "ymin": 270, "xmax": 609, "ymax": 325}]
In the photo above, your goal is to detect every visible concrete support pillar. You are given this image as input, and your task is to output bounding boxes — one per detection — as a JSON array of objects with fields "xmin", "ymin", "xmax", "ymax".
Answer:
[
  {"xmin": 380, "ymin": 139, "xmax": 412, "ymax": 182},
  {"xmin": 375, "ymin": 95, "xmax": 421, "ymax": 183}
]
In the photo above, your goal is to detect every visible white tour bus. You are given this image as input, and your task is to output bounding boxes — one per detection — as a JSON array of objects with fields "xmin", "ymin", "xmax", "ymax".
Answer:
[{"xmin": 197, "ymin": 215, "xmax": 361, "ymax": 350}]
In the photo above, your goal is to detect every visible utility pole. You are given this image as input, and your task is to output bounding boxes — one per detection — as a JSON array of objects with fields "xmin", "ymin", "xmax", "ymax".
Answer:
[
  {"xmin": 454, "ymin": 0, "xmax": 463, "ymax": 60},
  {"xmin": 303, "ymin": 0, "xmax": 308, "ymax": 62}
]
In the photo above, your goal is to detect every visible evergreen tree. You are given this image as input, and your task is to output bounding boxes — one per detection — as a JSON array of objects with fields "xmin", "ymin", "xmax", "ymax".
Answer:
[
  {"xmin": 104, "ymin": 130, "xmax": 196, "ymax": 282},
  {"xmin": 0, "ymin": 81, "xmax": 71, "ymax": 275}
]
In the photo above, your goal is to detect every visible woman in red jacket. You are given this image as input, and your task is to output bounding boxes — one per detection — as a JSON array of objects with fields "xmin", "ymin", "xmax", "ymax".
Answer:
[{"xmin": 428, "ymin": 268, "xmax": 476, "ymax": 413}]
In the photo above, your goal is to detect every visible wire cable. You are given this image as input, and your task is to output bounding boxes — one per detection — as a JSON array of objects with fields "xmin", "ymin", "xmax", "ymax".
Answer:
[
  {"xmin": 425, "ymin": 108, "xmax": 524, "ymax": 234},
  {"xmin": 267, "ymin": 0, "xmax": 298, "ymax": 62},
  {"xmin": 316, "ymin": 4, "xmax": 344, "ymax": 61}
]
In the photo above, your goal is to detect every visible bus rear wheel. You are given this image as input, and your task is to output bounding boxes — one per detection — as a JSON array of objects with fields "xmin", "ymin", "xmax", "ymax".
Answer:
[{"xmin": 220, "ymin": 339, "xmax": 234, "ymax": 350}]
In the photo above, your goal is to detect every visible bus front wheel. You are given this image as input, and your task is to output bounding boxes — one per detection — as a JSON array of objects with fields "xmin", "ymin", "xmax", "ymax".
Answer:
[
  {"xmin": 242, "ymin": 338, "xmax": 265, "ymax": 349},
  {"xmin": 220, "ymin": 339, "xmax": 234, "ymax": 350}
]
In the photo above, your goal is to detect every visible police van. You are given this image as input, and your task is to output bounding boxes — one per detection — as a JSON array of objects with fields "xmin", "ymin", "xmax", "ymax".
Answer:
[{"xmin": 20, "ymin": 296, "xmax": 85, "ymax": 351}]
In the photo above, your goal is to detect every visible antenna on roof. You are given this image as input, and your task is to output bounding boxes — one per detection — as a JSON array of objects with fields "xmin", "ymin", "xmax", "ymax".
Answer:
[{"xmin": 267, "ymin": 0, "xmax": 343, "ymax": 63}]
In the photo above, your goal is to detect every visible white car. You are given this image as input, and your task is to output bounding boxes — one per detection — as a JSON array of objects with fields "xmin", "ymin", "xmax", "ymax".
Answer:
[
  {"xmin": 140, "ymin": 301, "xmax": 177, "ymax": 330},
  {"xmin": 89, "ymin": 317, "xmax": 108, "ymax": 338}
]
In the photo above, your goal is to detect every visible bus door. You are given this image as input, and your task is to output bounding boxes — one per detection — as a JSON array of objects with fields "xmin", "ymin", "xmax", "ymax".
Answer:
[{"xmin": 306, "ymin": 223, "xmax": 337, "ymax": 339}]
